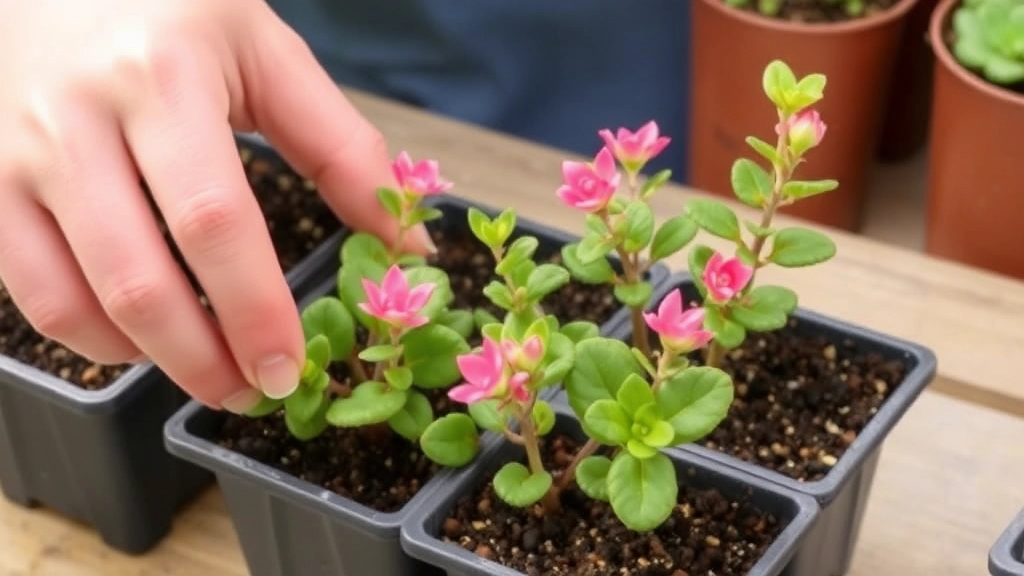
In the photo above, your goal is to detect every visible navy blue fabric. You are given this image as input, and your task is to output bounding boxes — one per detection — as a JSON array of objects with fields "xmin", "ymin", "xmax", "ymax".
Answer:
[{"xmin": 266, "ymin": 0, "xmax": 692, "ymax": 180}]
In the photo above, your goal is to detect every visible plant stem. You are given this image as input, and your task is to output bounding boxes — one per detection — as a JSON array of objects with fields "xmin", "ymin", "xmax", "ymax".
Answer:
[
  {"xmin": 651, "ymin": 348, "xmax": 680, "ymax": 393},
  {"xmin": 328, "ymin": 379, "xmax": 351, "ymax": 398},
  {"xmin": 705, "ymin": 342, "xmax": 725, "ymax": 369},
  {"xmin": 347, "ymin": 351, "xmax": 370, "ymax": 383},
  {"xmin": 600, "ymin": 210, "xmax": 651, "ymax": 357},
  {"xmin": 553, "ymin": 437, "xmax": 600, "ymax": 492},
  {"xmin": 502, "ymin": 427, "xmax": 526, "ymax": 445}
]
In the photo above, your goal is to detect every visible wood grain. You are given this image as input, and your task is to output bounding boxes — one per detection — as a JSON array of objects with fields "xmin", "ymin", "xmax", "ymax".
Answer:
[{"xmin": 2, "ymin": 88, "xmax": 1023, "ymax": 575}]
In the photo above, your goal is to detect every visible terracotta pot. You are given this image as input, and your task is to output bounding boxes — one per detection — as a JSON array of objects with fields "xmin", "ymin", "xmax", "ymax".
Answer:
[
  {"xmin": 877, "ymin": 0, "xmax": 941, "ymax": 161},
  {"xmin": 688, "ymin": 0, "xmax": 918, "ymax": 231},
  {"xmin": 925, "ymin": 0, "xmax": 1024, "ymax": 279}
]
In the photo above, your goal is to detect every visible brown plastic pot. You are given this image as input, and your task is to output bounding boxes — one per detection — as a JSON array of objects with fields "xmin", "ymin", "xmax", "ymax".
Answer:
[
  {"xmin": 925, "ymin": 0, "xmax": 1024, "ymax": 279},
  {"xmin": 688, "ymin": 0, "xmax": 919, "ymax": 231},
  {"xmin": 877, "ymin": 0, "xmax": 941, "ymax": 161}
]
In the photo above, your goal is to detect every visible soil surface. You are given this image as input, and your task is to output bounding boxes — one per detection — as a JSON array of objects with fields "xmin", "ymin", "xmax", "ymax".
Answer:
[
  {"xmin": 677, "ymin": 317, "xmax": 906, "ymax": 482},
  {"xmin": 723, "ymin": 0, "xmax": 900, "ymax": 23},
  {"xmin": 442, "ymin": 434, "xmax": 784, "ymax": 576},
  {"xmin": 215, "ymin": 363, "xmax": 456, "ymax": 513},
  {"xmin": 0, "ymin": 144, "xmax": 340, "ymax": 391},
  {"xmin": 428, "ymin": 223, "xmax": 620, "ymax": 327}
]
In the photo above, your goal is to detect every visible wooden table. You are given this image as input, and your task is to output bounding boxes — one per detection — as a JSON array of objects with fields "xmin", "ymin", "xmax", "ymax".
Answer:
[{"xmin": 3, "ymin": 89, "xmax": 1023, "ymax": 576}]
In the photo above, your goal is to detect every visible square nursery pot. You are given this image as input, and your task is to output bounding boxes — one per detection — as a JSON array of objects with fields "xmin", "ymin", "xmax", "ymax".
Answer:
[
  {"xmin": 0, "ymin": 133, "xmax": 347, "ymax": 555},
  {"xmin": 160, "ymin": 193, "xmax": 669, "ymax": 576},
  {"xmin": 401, "ymin": 407, "xmax": 821, "ymax": 576},
  {"xmin": 990, "ymin": 509, "xmax": 1024, "ymax": 576},
  {"xmin": 420, "ymin": 194, "xmax": 672, "ymax": 337},
  {"xmin": 602, "ymin": 274, "xmax": 937, "ymax": 576}
]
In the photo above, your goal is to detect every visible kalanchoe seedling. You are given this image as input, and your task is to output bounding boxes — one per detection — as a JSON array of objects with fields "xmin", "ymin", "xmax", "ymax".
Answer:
[
  {"xmin": 723, "ymin": 0, "xmax": 866, "ymax": 18},
  {"xmin": 952, "ymin": 0, "xmax": 1024, "ymax": 87}
]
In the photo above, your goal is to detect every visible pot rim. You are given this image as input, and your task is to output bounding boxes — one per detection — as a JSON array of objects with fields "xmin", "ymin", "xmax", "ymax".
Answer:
[
  {"xmin": 699, "ymin": 0, "xmax": 919, "ymax": 35},
  {"xmin": 929, "ymin": 0, "xmax": 1024, "ymax": 107}
]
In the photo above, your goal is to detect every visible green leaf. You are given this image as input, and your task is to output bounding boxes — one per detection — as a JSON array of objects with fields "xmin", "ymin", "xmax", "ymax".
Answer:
[
  {"xmin": 769, "ymin": 227, "xmax": 837, "ymax": 267},
  {"xmin": 325, "ymin": 381, "xmax": 408, "ymax": 427},
  {"xmin": 467, "ymin": 207, "xmax": 492, "ymax": 246},
  {"xmin": 584, "ymin": 399, "xmax": 633, "ymax": 446},
  {"xmin": 745, "ymin": 136, "xmax": 781, "ymax": 165},
  {"xmin": 492, "ymin": 209, "xmax": 518, "ymax": 246},
  {"xmin": 796, "ymin": 73, "xmax": 827, "ymax": 102},
  {"xmin": 284, "ymin": 401, "xmax": 329, "ymax": 441},
  {"xmin": 244, "ymin": 395, "xmax": 283, "ymax": 418},
  {"xmin": 688, "ymin": 244, "xmax": 715, "ymax": 298},
  {"xmin": 685, "ymin": 199, "xmax": 741, "ymax": 241},
  {"xmin": 704, "ymin": 306, "xmax": 747, "ymax": 349},
  {"xmin": 622, "ymin": 201, "xmax": 656, "ymax": 252},
  {"xmin": 467, "ymin": 399, "xmax": 507, "ymax": 432},
  {"xmin": 730, "ymin": 158, "xmax": 773, "ymax": 209},
  {"xmin": 782, "ymin": 180, "xmax": 839, "ymax": 200},
  {"xmin": 473, "ymin": 308, "xmax": 501, "ymax": 330},
  {"xmin": 744, "ymin": 221, "xmax": 776, "ymax": 238},
  {"xmin": 531, "ymin": 401, "xmax": 556, "ymax": 435},
  {"xmin": 301, "ymin": 297, "xmax": 356, "ymax": 362},
  {"xmin": 762, "ymin": 59, "xmax": 798, "ymax": 110},
  {"xmin": 358, "ymin": 344, "xmax": 402, "ymax": 363},
  {"xmin": 304, "ymin": 334, "xmax": 331, "ymax": 371},
  {"xmin": 640, "ymin": 169, "xmax": 672, "ymax": 199},
  {"xmin": 560, "ymin": 320, "xmax": 600, "ymax": 343},
  {"xmin": 632, "ymin": 346, "xmax": 658, "ymax": 378},
  {"xmin": 577, "ymin": 234, "xmax": 618, "ymax": 265},
  {"xmin": 626, "ymin": 438, "xmax": 659, "ymax": 459},
  {"xmin": 493, "ymin": 463, "xmax": 553, "ymax": 507},
  {"xmin": 401, "ymin": 324, "xmax": 471, "ymax": 389},
  {"xmin": 616, "ymin": 373, "xmax": 655, "ymax": 416},
  {"xmin": 384, "ymin": 366, "xmax": 414, "ymax": 391},
  {"xmin": 607, "ymin": 452, "xmax": 677, "ymax": 532},
  {"xmin": 649, "ymin": 215, "xmax": 699, "ymax": 261},
  {"xmin": 614, "ymin": 281, "xmax": 653, "ymax": 308},
  {"xmin": 576, "ymin": 455, "xmax": 612, "ymax": 501},
  {"xmin": 376, "ymin": 187, "xmax": 403, "ymax": 218},
  {"xmin": 435, "ymin": 309, "xmax": 476, "ymax": 340},
  {"xmin": 657, "ymin": 366, "xmax": 734, "ymax": 444},
  {"xmin": 283, "ymin": 381, "xmax": 326, "ymax": 423},
  {"xmin": 564, "ymin": 338, "xmax": 643, "ymax": 419},
  {"xmin": 525, "ymin": 264, "xmax": 571, "ymax": 302},
  {"xmin": 406, "ymin": 206, "xmax": 444, "ymax": 226},
  {"xmin": 560, "ymin": 242, "xmax": 616, "ymax": 285},
  {"xmin": 388, "ymin": 391, "xmax": 434, "ymax": 441},
  {"xmin": 403, "ymin": 266, "xmax": 453, "ymax": 320},
  {"xmin": 420, "ymin": 413, "xmax": 480, "ymax": 467},
  {"xmin": 483, "ymin": 281, "xmax": 515, "ymax": 310},
  {"xmin": 535, "ymin": 332, "xmax": 576, "ymax": 388},
  {"xmin": 731, "ymin": 285, "xmax": 798, "ymax": 332}
]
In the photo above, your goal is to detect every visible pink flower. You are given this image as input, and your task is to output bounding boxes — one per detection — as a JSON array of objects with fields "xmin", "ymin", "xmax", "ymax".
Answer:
[
  {"xmin": 643, "ymin": 290, "xmax": 714, "ymax": 353},
  {"xmin": 598, "ymin": 120, "xmax": 671, "ymax": 172},
  {"xmin": 775, "ymin": 109, "xmax": 826, "ymax": 157},
  {"xmin": 556, "ymin": 147, "xmax": 621, "ymax": 212},
  {"xmin": 501, "ymin": 335, "xmax": 545, "ymax": 372},
  {"xmin": 391, "ymin": 151, "xmax": 453, "ymax": 196},
  {"xmin": 358, "ymin": 265, "xmax": 435, "ymax": 329},
  {"xmin": 702, "ymin": 253, "xmax": 754, "ymax": 303},
  {"xmin": 448, "ymin": 338, "xmax": 530, "ymax": 404}
]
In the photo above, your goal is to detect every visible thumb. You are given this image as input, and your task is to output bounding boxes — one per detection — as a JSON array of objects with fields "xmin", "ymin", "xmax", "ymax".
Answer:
[{"xmin": 234, "ymin": 16, "xmax": 435, "ymax": 256}]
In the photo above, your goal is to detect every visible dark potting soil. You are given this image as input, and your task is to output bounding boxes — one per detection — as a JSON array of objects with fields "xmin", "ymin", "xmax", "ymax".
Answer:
[
  {"xmin": 428, "ymin": 223, "xmax": 620, "ymax": 327},
  {"xmin": 723, "ymin": 0, "xmax": 900, "ymax": 23},
  {"xmin": 442, "ymin": 434, "xmax": 784, "ymax": 576},
  {"xmin": 215, "ymin": 361, "xmax": 459, "ymax": 513},
  {"xmin": 681, "ymin": 318, "xmax": 906, "ymax": 482},
  {"xmin": 0, "ymin": 145, "xmax": 341, "ymax": 392}
]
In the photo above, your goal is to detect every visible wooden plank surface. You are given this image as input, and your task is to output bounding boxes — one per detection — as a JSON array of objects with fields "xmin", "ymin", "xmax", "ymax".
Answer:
[{"xmin": 2, "ymin": 88, "xmax": 1023, "ymax": 575}]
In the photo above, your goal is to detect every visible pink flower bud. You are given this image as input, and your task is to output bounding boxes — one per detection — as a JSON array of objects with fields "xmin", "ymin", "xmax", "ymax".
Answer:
[
  {"xmin": 501, "ymin": 335, "xmax": 545, "ymax": 372},
  {"xmin": 643, "ymin": 290, "xmax": 714, "ymax": 353},
  {"xmin": 598, "ymin": 120, "xmax": 671, "ymax": 173},
  {"xmin": 775, "ymin": 109, "xmax": 826, "ymax": 157},
  {"xmin": 555, "ymin": 147, "xmax": 621, "ymax": 213},
  {"xmin": 391, "ymin": 151, "xmax": 453, "ymax": 196},
  {"xmin": 702, "ymin": 252, "xmax": 754, "ymax": 303},
  {"xmin": 358, "ymin": 265, "xmax": 435, "ymax": 329}
]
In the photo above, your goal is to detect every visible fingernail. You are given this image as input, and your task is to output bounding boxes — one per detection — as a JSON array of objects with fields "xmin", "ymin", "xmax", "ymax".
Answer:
[
  {"xmin": 221, "ymin": 387, "xmax": 264, "ymax": 414},
  {"xmin": 129, "ymin": 354, "xmax": 149, "ymax": 365},
  {"xmin": 255, "ymin": 354, "xmax": 300, "ymax": 399},
  {"xmin": 411, "ymin": 224, "xmax": 438, "ymax": 255}
]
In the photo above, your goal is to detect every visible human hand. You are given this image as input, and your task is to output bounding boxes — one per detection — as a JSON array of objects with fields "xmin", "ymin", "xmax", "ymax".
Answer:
[{"xmin": 0, "ymin": 0, "xmax": 433, "ymax": 412}]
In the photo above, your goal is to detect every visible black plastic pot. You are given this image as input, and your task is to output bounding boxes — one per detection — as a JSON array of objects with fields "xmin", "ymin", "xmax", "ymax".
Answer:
[
  {"xmin": 401, "ymin": 406, "xmax": 821, "ymax": 576},
  {"xmin": 601, "ymin": 274, "xmax": 936, "ymax": 576},
  {"xmin": 162, "ymin": 193, "xmax": 669, "ymax": 575},
  {"xmin": 0, "ymin": 133, "xmax": 347, "ymax": 555},
  {"xmin": 990, "ymin": 509, "xmax": 1024, "ymax": 576}
]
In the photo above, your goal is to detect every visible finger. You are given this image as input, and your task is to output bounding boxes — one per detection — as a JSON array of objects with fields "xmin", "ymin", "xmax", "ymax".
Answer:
[
  {"xmin": 0, "ymin": 185, "xmax": 142, "ymax": 365},
  {"xmin": 33, "ymin": 103, "xmax": 257, "ymax": 410},
  {"xmin": 122, "ymin": 55, "xmax": 305, "ymax": 401},
  {"xmin": 237, "ymin": 16, "xmax": 436, "ymax": 256}
]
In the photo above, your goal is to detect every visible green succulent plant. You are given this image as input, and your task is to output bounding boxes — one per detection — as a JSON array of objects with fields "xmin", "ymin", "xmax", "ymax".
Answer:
[
  {"xmin": 723, "ymin": 0, "xmax": 866, "ymax": 19},
  {"xmin": 952, "ymin": 0, "xmax": 1024, "ymax": 87}
]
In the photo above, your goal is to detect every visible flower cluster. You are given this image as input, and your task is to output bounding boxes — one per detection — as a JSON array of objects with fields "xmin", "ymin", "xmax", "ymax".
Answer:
[{"xmin": 242, "ymin": 59, "xmax": 839, "ymax": 535}]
